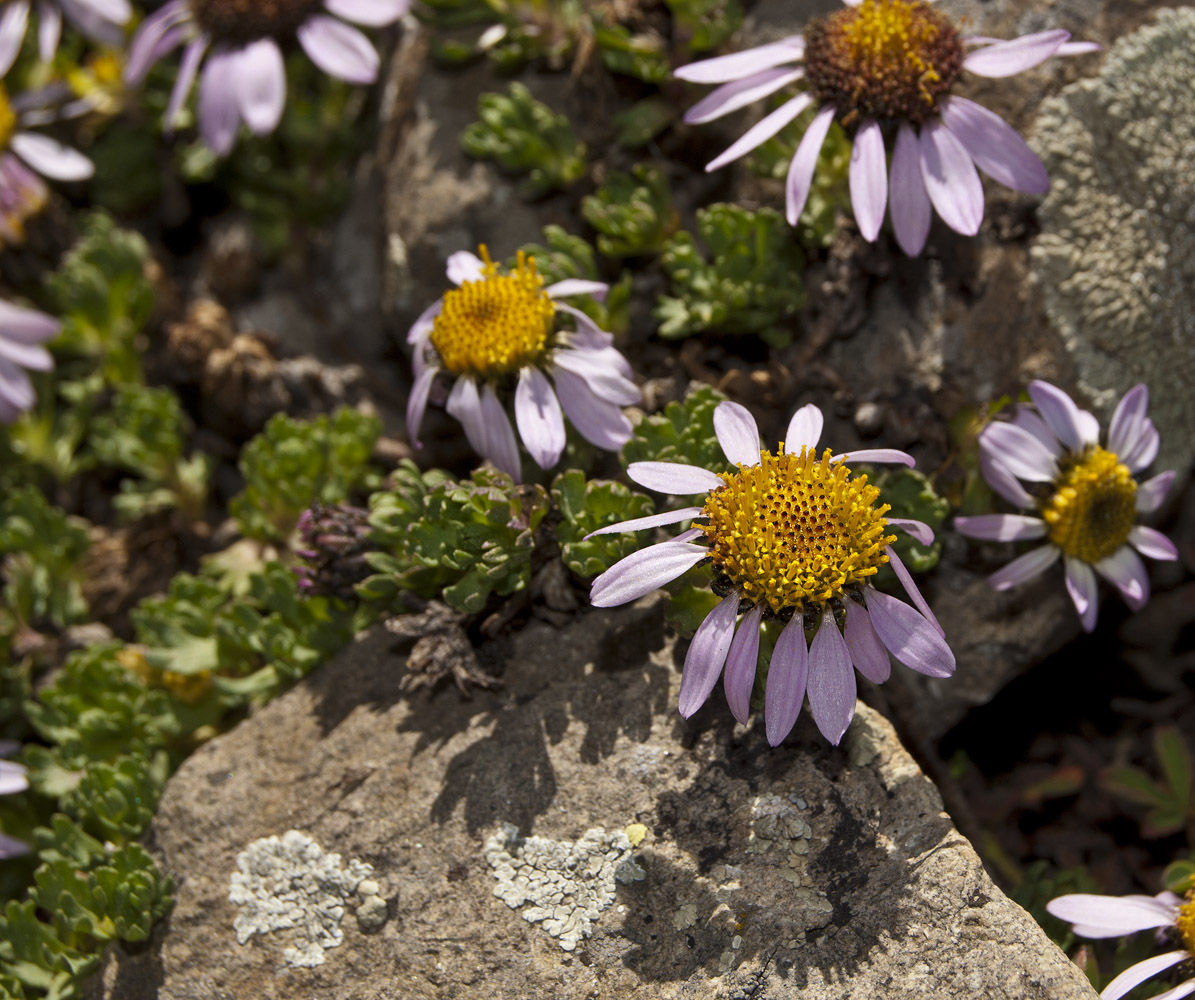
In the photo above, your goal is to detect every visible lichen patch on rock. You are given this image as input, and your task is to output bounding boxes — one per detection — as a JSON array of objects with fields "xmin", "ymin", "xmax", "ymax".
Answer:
[
  {"xmin": 484, "ymin": 822, "xmax": 644, "ymax": 951},
  {"xmin": 228, "ymin": 829, "xmax": 374, "ymax": 968}
]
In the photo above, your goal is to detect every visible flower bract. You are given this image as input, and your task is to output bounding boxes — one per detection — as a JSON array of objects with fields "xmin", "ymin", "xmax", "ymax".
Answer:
[
  {"xmin": 407, "ymin": 246, "xmax": 639, "ymax": 483},
  {"xmin": 587, "ymin": 400, "xmax": 954, "ymax": 745},
  {"xmin": 1048, "ymin": 887, "xmax": 1195, "ymax": 1000},
  {"xmin": 673, "ymin": 0, "xmax": 1099, "ymax": 254},
  {"xmin": 124, "ymin": 0, "xmax": 409, "ymax": 155},
  {"xmin": 956, "ymin": 381, "xmax": 1177, "ymax": 632}
]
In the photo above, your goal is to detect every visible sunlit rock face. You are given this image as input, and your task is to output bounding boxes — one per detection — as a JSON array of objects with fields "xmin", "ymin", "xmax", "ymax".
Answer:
[{"xmin": 1031, "ymin": 7, "xmax": 1195, "ymax": 477}]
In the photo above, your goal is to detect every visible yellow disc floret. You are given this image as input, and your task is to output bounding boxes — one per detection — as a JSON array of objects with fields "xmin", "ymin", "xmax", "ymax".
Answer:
[
  {"xmin": 429, "ymin": 245, "xmax": 556, "ymax": 380},
  {"xmin": 803, "ymin": 0, "xmax": 964, "ymax": 127},
  {"xmin": 701, "ymin": 447, "xmax": 896, "ymax": 614},
  {"xmin": 1041, "ymin": 446, "xmax": 1137, "ymax": 564},
  {"xmin": 0, "ymin": 86, "xmax": 16, "ymax": 151},
  {"xmin": 1177, "ymin": 890, "xmax": 1195, "ymax": 954}
]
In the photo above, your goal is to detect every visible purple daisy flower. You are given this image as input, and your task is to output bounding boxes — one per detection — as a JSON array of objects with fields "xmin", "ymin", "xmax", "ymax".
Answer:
[
  {"xmin": 0, "ymin": 741, "xmax": 29, "ymax": 860},
  {"xmin": 673, "ymin": 0, "xmax": 1098, "ymax": 254},
  {"xmin": 956, "ymin": 381, "xmax": 1176, "ymax": 632},
  {"xmin": 124, "ymin": 0, "xmax": 409, "ymax": 156},
  {"xmin": 1048, "ymin": 888, "xmax": 1195, "ymax": 1000},
  {"xmin": 407, "ymin": 245, "xmax": 639, "ymax": 483},
  {"xmin": 587, "ymin": 400, "xmax": 955, "ymax": 745},
  {"xmin": 0, "ymin": 299, "xmax": 59, "ymax": 422},
  {"xmin": 0, "ymin": 0, "xmax": 131, "ymax": 77},
  {"xmin": 0, "ymin": 82, "xmax": 95, "ymax": 239}
]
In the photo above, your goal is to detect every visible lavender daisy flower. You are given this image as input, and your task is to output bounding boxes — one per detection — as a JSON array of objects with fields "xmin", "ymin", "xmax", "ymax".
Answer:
[
  {"xmin": 0, "ymin": 299, "xmax": 59, "ymax": 422},
  {"xmin": 407, "ymin": 245, "xmax": 639, "ymax": 482},
  {"xmin": 1047, "ymin": 887, "xmax": 1195, "ymax": 1000},
  {"xmin": 587, "ymin": 400, "xmax": 954, "ymax": 745},
  {"xmin": 0, "ymin": 741, "xmax": 29, "ymax": 859},
  {"xmin": 0, "ymin": 83, "xmax": 95, "ymax": 241},
  {"xmin": 124, "ymin": 0, "xmax": 409, "ymax": 156},
  {"xmin": 956, "ymin": 381, "xmax": 1176, "ymax": 632},
  {"xmin": 0, "ymin": 0, "xmax": 131, "ymax": 77},
  {"xmin": 673, "ymin": 0, "xmax": 1098, "ymax": 255}
]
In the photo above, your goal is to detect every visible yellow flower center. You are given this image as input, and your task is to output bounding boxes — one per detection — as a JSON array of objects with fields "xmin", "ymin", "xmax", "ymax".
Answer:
[
  {"xmin": 1177, "ymin": 890, "xmax": 1195, "ymax": 954},
  {"xmin": 701, "ymin": 447, "xmax": 896, "ymax": 614},
  {"xmin": 430, "ymin": 246, "xmax": 556, "ymax": 380},
  {"xmin": 0, "ymin": 86, "xmax": 16, "ymax": 151},
  {"xmin": 803, "ymin": 0, "xmax": 964, "ymax": 127},
  {"xmin": 1041, "ymin": 446, "xmax": 1137, "ymax": 563},
  {"xmin": 189, "ymin": 0, "xmax": 322, "ymax": 43}
]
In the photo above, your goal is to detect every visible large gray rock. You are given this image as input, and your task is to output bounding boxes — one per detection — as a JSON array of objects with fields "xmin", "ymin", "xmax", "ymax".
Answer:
[
  {"xmin": 1031, "ymin": 7, "xmax": 1195, "ymax": 477},
  {"xmin": 93, "ymin": 601, "xmax": 1095, "ymax": 1000}
]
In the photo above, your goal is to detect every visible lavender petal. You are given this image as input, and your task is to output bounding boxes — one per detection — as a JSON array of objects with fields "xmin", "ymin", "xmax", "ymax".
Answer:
[
  {"xmin": 514, "ymin": 366, "xmax": 566, "ymax": 469},
  {"xmin": 865, "ymin": 588, "xmax": 955, "ymax": 678},
  {"xmin": 786, "ymin": 104, "xmax": 835, "ymax": 225},
  {"xmin": 889, "ymin": 122, "xmax": 932, "ymax": 256},
  {"xmin": 987, "ymin": 544, "xmax": 1059, "ymax": 590},
  {"xmin": 844, "ymin": 601, "xmax": 889, "ymax": 683},
  {"xmin": 765, "ymin": 616, "xmax": 809, "ymax": 746},
  {"xmin": 591, "ymin": 539, "xmax": 709, "ymax": 609},
  {"xmin": 713, "ymin": 400, "xmax": 760, "ymax": 466},
  {"xmin": 723, "ymin": 604, "xmax": 762, "ymax": 724},
  {"xmin": 954, "ymin": 513, "xmax": 1047, "ymax": 542},
  {"xmin": 678, "ymin": 593, "xmax": 740, "ymax": 717},
  {"xmin": 849, "ymin": 119, "xmax": 887, "ymax": 242},
  {"xmin": 627, "ymin": 461, "xmax": 722, "ymax": 495},
  {"xmin": 807, "ymin": 609, "xmax": 856, "ymax": 745}
]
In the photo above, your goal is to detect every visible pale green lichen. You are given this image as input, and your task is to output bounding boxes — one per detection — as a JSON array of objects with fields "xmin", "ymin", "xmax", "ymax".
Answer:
[
  {"xmin": 228, "ymin": 830, "xmax": 374, "ymax": 968},
  {"xmin": 484, "ymin": 822, "xmax": 644, "ymax": 951},
  {"xmin": 1030, "ymin": 7, "xmax": 1195, "ymax": 474}
]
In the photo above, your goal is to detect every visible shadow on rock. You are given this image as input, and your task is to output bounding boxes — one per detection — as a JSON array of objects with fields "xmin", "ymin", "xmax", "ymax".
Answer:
[{"xmin": 397, "ymin": 599, "xmax": 673, "ymax": 835}]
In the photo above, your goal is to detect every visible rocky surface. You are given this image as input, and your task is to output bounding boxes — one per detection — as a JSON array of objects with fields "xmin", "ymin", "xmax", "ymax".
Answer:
[
  {"xmin": 1031, "ymin": 6, "xmax": 1195, "ymax": 478},
  {"xmin": 92, "ymin": 600, "xmax": 1096, "ymax": 1000}
]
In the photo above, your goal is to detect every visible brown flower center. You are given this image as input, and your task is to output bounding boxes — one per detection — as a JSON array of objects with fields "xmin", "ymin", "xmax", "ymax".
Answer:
[
  {"xmin": 188, "ymin": 0, "xmax": 322, "ymax": 44},
  {"xmin": 803, "ymin": 0, "xmax": 965, "ymax": 128}
]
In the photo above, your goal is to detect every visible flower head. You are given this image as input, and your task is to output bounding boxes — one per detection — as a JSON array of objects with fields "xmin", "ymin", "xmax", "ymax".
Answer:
[
  {"xmin": 1048, "ymin": 887, "xmax": 1195, "ymax": 1000},
  {"xmin": 956, "ymin": 381, "xmax": 1176, "ymax": 632},
  {"xmin": 0, "ymin": 741, "xmax": 29, "ymax": 859},
  {"xmin": 587, "ymin": 400, "xmax": 954, "ymax": 745},
  {"xmin": 674, "ymin": 0, "xmax": 1098, "ymax": 254},
  {"xmin": 407, "ymin": 246, "xmax": 639, "ymax": 482},
  {"xmin": 0, "ymin": 0, "xmax": 132, "ymax": 78},
  {"xmin": 124, "ymin": 0, "xmax": 409, "ymax": 155},
  {"xmin": 0, "ymin": 82, "xmax": 95, "ymax": 246},
  {"xmin": 0, "ymin": 298, "xmax": 59, "ymax": 422}
]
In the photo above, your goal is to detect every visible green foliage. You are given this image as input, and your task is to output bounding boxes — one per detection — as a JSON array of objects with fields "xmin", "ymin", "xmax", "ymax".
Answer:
[
  {"xmin": 59, "ymin": 755, "xmax": 165, "ymax": 844},
  {"xmin": 1101, "ymin": 726, "xmax": 1194, "ymax": 838},
  {"xmin": 612, "ymin": 96, "xmax": 675, "ymax": 149},
  {"xmin": 231, "ymin": 408, "xmax": 382, "ymax": 544},
  {"xmin": 665, "ymin": 582, "xmax": 720, "ymax": 638},
  {"xmin": 552, "ymin": 470, "xmax": 655, "ymax": 579},
  {"xmin": 748, "ymin": 109, "xmax": 852, "ymax": 250},
  {"xmin": 360, "ymin": 464, "xmax": 549, "ymax": 615},
  {"xmin": 419, "ymin": 0, "xmax": 587, "ymax": 71},
  {"xmin": 0, "ymin": 488, "xmax": 90, "ymax": 630},
  {"xmin": 132, "ymin": 564, "xmax": 356, "ymax": 705},
  {"xmin": 462, "ymin": 83, "xmax": 588, "ymax": 196},
  {"xmin": 518, "ymin": 226, "xmax": 631, "ymax": 334},
  {"xmin": 90, "ymin": 386, "xmax": 211, "ymax": 522},
  {"xmin": 621, "ymin": 385, "xmax": 730, "ymax": 475},
  {"xmin": 46, "ymin": 213, "xmax": 153, "ymax": 386},
  {"xmin": 24, "ymin": 646, "xmax": 177, "ymax": 766},
  {"xmin": 0, "ymin": 899, "xmax": 98, "ymax": 1000},
  {"xmin": 581, "ymin": 164, "xmax": 678, "ymax": 258},
  {"xmin": 1164, "ymin": 857, "xmax": 1195, "ymax": 894},
  {"xmin": 420, "ymin": 0, "xmax": 739, "ymax": 78},
  {"xmin": 655, "ymin": 204, "xmax": 806, "ymax": 347},
  {"xmin": 870, "ymin": 468, "xmax": 950, "ymax": 579}
]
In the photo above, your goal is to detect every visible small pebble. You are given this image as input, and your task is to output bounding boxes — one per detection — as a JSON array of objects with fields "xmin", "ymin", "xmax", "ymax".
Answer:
[
  {"xmin": 854, "ymin": 401, "xmax": 884, "ymax": 438},
  {"xmin": 356, "ymin": 895, "xmax": 389, "ymax": 932}
]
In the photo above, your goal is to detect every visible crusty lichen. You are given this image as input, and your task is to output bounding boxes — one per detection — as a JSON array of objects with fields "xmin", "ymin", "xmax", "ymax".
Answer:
[
  {"xmin": 228, "ymin": 830, "xmax": 374, "ymax": 968},
  {"xmin": 1030, "ymin": 7, "xmax": 1195, "ymax": 475},
  {"xmin": 484, "ymin": 822, "xmax": 644, "ymax": 951}
]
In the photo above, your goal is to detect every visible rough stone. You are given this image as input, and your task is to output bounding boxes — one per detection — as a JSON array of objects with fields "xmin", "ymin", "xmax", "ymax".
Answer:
[
  {"xmin": 94, "ymin": 600, "xmax": 1095, "ymax": 1000},
  {"xmin": 1031, "ymin": 7, "xmax": 1195, "ymax": 477}
]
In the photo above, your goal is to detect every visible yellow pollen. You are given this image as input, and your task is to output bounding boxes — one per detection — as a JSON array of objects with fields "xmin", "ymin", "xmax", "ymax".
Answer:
[
  {"xmin": 1041, "ymin": 446, "xmax": 1137, "ymax": 563},
  {"xmin": 0, "ymin": 86, "xmax": 16, "ymax": 151},
  {"xmin": 1177, "ymin": 891, "xmax": 1195, "ymax": 954},
  {"xmin": 429, "ymin": 245, "xmax": 556, "ymax": 380},
  {"xmin": 700, "ymin": 447, "xmax": 896, "ymax": 614},
  {"xmin": 804, "ymin": 0, "xmax": 964, "ymax": 126}
]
